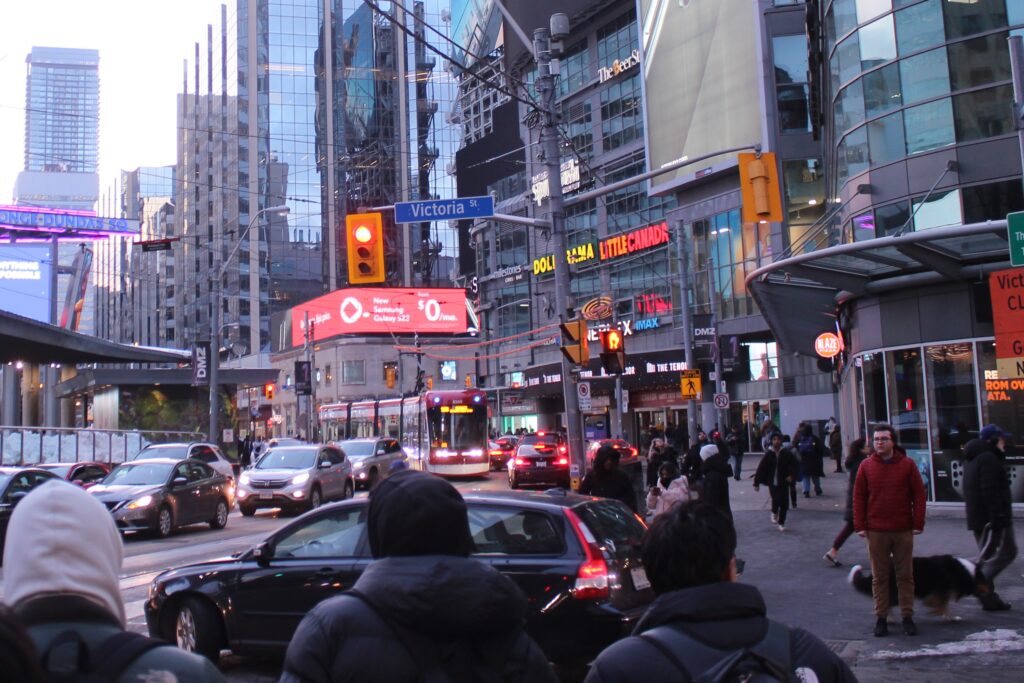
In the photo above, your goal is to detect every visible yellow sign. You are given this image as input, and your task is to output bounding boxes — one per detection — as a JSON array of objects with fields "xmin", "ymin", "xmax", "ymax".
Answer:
[{"xmin": 680, "ymin": 371, "xmax": 702, "ymax": 400}]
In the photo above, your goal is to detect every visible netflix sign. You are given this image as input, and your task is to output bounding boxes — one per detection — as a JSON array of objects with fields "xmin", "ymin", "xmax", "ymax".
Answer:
[{"xmin": 290, "ymin": 287, "xmax": 468, "ymax": 346}]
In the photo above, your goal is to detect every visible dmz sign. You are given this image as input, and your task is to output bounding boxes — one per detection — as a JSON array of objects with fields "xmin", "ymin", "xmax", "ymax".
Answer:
[
  {"xmin": 191, "ymin": 342, "xmax": 211, "ymax": 387},
  {"xmin": 394, "ymin": 196, "xmax": 494, "ymax": 224}
]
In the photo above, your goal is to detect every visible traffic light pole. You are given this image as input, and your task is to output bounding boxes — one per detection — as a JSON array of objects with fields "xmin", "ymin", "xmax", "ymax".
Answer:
[
  {"xmin": 675, "ymin": 223, "xmax": 699, "ymax": 445},
  {"xmin": 534, "ymin": 27, "xmax": 586, "ymax": 482}
]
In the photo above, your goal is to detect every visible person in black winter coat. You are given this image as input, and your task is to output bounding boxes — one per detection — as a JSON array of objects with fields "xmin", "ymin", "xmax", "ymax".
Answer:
[
  {"xmin": 963, "ymin": 424, "xmax": 1017, "ymax": 611},
  {"xmin": 580, "ymin": 444, "xmax": 637, "ymax": 512},
  {"xmin": 753, "ymin": 431, "xmax": 797, "ymax": 531},
  {"xmin": 583, "ymin": 502, "xmax": 857, "ymax": 683},
  {"xmin": 796, "ymin": 424, "xmax": 825, "ymax": 497},
  {"xmin": 823, "ymin": 438, "xmax": 868, "ymax": 566},
  {"xmin": 681, "ymin": 431, "xmax": 709, "ymax": 485},
  {"xmin": 698, "ymin": 444, "xmax": 733, "ymax": 520},
  {"xmin": 279, "ymin": 470, "xmax": 557, "ymax": 683}
]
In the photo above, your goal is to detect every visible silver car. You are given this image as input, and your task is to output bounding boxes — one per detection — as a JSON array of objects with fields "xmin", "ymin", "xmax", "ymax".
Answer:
[
  {"xmin": 131, "ymin": 442, "xmax": 237, "ymax": 506},
  {"xmin": 236, "ymin": 445, "xmax": 353, "ymax": 516},
  {"xmin": 336, "ymin": 438, "xmax": 407, "ymax": 490}
]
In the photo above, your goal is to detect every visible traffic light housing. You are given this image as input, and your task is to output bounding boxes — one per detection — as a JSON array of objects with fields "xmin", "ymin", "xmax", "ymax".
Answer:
[
  {"xmin": 264, "ymin": 382, "xmax": 275, "ymax": 400},
  {"xmin": 345, "ymin": 212, "xmax": 386, "ymax": 284},
  {"xmin": 599, "ymin": 329, "xmax": 626, "ymax": 374},
  {"xmin": 738, "ymin": 152, "xmax": 783, "ymax": 224},
  {"xmin": 559, "ymin": 318, "xmax": 589, "ymax": 366},
  {"xmin": 384, "ymin": 365, "xmax": 396, "ymax": 389}
]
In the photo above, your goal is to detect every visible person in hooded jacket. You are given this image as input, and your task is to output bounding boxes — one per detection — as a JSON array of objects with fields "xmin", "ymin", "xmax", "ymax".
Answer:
[
  {"xmin": 681, "ymin": 430, "xmax": 709, "ymax": 486},
  {"xmin": 962, "ymin": 424, "xmax": 1017, "ymax": 611},
  {"xmin": 2, "ymin": 480, "xmax": 226, "ymax": 682},
  {"xmin": 279, "ymin": 470, "xmax": 557, "ymax": 683},
  {"xmin": 583, "ymin": 501, "xmax": 857, "ymax": 683},
  {"xmin": 579, "ymin": 444, "xmax": 637, "ymax": 512},
  {"xmin": 699, "ymin": 444, "xmax": 733, "ymax": 520},
  {"xmin": 753, "ymin": 431, "xmax": 797, "ymax": 531}
]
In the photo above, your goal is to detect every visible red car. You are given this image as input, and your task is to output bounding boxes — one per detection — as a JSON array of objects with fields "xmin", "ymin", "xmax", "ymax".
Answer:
[
  {"xmin": 35, "ymin": 461, "xmax": 111, "ymax": 489},
  {"xmin": 487, "ymin": 438, "xmax": 517, "ymax": 471},
  {"xmin": 586, "ymin": 439, "xmax": 639, "ymax": 467}
]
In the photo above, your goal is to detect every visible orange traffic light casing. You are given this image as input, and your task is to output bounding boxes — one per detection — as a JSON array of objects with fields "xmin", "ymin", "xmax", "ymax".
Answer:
[
  {"xmin": 345, "ymin": 212, "xmax": 386, "ymax": 284},
  {"xmin": 738, "ymin": 152, "xmax": 783, "ymax": 223},
  {"xmin": 599, "ymin": 329, "xmax": 626, "ymax": 374},
  {"xmin": 384, "ymin": 366, "xmax": 397, "ymax": 389},
  {"xmin": 559, "ymin": 318, "xmax": 589, "ymax": 366},
  {"xmin": 264, "ymin": 383, "xmax": 275, "ymax": 400}
]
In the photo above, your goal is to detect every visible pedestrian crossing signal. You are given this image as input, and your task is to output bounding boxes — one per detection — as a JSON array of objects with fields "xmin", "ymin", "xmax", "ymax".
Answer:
[
  {"xmin": 264, "ymin": 383, "xmax": 275, "ymax": 400},
  {"xmin": 599, "ymin": 329, "xmax": 626, "ymax": 374}
]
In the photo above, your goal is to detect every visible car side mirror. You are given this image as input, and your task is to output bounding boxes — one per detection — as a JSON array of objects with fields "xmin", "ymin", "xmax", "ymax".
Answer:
[
  {"xmin": 319, "ymin": 461, "xmax": 332, "ymax": 469},
  {"xmin": 253, "ymin": 541, "xmax": 273, "ymax": 567},
  {"xmin": 376, "ymin": 449, "xmax": 386, "ymax": 455},
  {"xmin": 172, "ymin": 476, "xmax": 188, "ymax": 488},
  {"xmin": 8, "ymin": 490, "xmax": 29, "ymax": 505}
]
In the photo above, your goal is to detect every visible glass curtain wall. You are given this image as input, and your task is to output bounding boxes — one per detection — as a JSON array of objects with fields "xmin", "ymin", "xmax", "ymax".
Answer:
[{"xmin": 850, "ymin": 339, "xmax": 1024, "ymax": 503}]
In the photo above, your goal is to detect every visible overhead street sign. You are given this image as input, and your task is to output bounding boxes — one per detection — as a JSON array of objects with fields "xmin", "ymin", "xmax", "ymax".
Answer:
[
  {"xmin": 1007, "ymin": 211, "xmax": 1024, "ymax": 267},
  {"xmin": 394, "ymin": 196, "xmax": 494, "ymax": 224}
]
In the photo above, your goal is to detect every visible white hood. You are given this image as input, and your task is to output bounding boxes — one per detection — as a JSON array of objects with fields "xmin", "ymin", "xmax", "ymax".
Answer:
[{"xmin": 2, "ymin": 480, "xmax": 125, "ymax": 626}]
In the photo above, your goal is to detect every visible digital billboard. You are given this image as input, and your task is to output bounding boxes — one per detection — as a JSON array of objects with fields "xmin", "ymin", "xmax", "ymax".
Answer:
[
  {"xmin": 290, "ymin": 287, "xmax": 468, "ymax": 346},
  {"xmin": 0, "ymin": 244, "xmax": 53, "ymax": 323},
  {"xmin": 640, "ymin": 0, "xmax": 765, "ymax": 194}
]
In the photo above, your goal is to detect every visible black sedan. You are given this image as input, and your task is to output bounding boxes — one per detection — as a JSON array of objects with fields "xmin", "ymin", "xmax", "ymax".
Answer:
[
  {"xmin": 0, "ymin": 467, "xmax": 61, "ymax": 562},
  {"xmin": 89, "ymin": 458, "xmax": 232, "ymax": 538},
  {"xmin": 145, "ymin": 490, "xmax": 653, "ymax": 677},
  {"xmin": 508, "ymin": 432, "xmax": 571, "ymax": 489}
]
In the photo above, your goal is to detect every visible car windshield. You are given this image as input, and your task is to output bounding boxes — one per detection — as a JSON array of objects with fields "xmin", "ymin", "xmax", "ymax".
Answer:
[
  {"xmin": 256, "ymin": 448, "xmax": 316, "ymax": 470},
  {"xmin": 133, "ymin": 445, "xmax": 188, "ymax": 460},
  {"xmin": 0, "ymin": 475, "xmax": 10, "ymax": 490},
  {"xmin": 338, "ymin": 441, "xmax": 375, "ymax": 458},
  {"xmin": 104, "ymin": 463, "xmax": 173, "ymax": 486}
]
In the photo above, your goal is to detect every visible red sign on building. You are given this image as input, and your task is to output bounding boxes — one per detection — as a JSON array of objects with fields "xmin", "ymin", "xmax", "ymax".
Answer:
[
  {"xmin": 291, "ymin": 287, "xmax": 467, "ymax": 347},
  {"xmin": 989, "ymin": 267, "xmax": 1024, "ymax": 379}
]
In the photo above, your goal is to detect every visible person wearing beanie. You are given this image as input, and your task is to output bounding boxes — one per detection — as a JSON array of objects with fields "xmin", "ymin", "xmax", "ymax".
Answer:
[
  {"xmin": 3, "ymin": 480, "xmax": 225, "ymax": 681},
  {"xmin": 699, "ymin": 443, "xmax": 733, "ymax": 520},
  {"xmin": 962, "ymin": 423, "xmax": 1017, "ymax": 611},
  {"xmin": 580, "ymin": 444, "xmax": 638, "ymax": 512},
  {"xmin": 280, "ymin": 470, "xmax": 557, "ymax": 682}
]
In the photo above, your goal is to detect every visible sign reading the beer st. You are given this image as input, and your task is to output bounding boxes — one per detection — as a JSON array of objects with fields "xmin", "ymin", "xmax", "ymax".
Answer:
[{"xmin": 988, "ymin": 267, "xmax": 1024, "ymax": 379}]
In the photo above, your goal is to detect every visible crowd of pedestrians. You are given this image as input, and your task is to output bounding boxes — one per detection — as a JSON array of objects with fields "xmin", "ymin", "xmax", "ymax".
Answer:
[{"xmin": 0, "ymin": 416, "xmax": 1017, "ymax": 682}]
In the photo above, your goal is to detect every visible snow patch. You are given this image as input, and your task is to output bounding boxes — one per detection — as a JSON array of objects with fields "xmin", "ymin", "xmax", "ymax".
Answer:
[{"xmin": 873, "ymin": 629, "xmax": 1024, "ymax": 659}]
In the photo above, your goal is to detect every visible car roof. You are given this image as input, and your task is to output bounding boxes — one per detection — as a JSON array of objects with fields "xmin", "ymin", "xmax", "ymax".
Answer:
[
  {"xmin": 462, "ymin": 489, "xmax": 596, "ymax": 510},
  {"xmin": 0, "ymin": 466, "xmax": 52, "ymax": 475},
  {"xmin": 336, "ymin": 438, "xmax": 379, "ymax": 442},
  {"xmin": 119, "ymin": 457, "xmax": 183, "ymax": 465}
]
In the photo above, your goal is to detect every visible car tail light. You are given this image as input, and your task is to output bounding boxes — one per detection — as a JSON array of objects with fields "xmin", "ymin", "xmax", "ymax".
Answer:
[
  {"xmin": 555, "ymin": 457, "xmax": 569, "ymax": 466},
  {"xmin": 630, "ymin": 447, "xmax": 638, "ymax": 457},
  {"xmin": 564, "ymin": 508, "xmax": 609, "ymax": 601},
  {"xmin": 558, "ymin": 445, "xmax": 568, "ymax": 454},
  {"xmin": 489, "ymin": 449, "xmax": 502, "ymax": 457},
  {"xmin": 514, "ymin": 457, "xmax": 529, "ymax": 467}
]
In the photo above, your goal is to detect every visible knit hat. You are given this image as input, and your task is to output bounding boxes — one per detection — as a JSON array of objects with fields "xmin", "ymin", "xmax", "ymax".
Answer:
[{"xmin": 699, "ymin": 444, "xmax": 718, "ymax": 461}]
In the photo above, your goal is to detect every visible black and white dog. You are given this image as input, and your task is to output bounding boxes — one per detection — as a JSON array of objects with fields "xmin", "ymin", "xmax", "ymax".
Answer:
[{"xmin": 848, "ymin": 555, "xmax": 992, "ymax": 620}]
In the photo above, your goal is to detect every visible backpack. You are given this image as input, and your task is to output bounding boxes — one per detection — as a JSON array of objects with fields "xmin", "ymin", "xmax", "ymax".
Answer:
[
  {"xmin": 40, "ymin": 630, "xmax": 168, "ymax": 682},
  {"xmin": 797, "ymin": 435, "xmax": 816, "ymax": 458},
  {"xmin": 640, "ymin": 621, "xmax": 794, "ymax": 683}
]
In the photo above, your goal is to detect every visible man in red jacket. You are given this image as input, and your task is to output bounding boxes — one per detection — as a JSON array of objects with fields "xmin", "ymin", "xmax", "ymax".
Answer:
[{"xmin": 853, "ymin": 423, "xmax": 926, "ymax": 637}]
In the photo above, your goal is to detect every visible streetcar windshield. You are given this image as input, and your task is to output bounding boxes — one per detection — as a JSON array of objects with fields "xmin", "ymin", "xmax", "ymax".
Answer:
[{"xmin": 428, "ymin": 405, "xmax": 487, "ymax": 450}]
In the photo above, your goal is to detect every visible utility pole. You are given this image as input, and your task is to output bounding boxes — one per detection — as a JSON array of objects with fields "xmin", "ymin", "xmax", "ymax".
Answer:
[
  {"xmin": 1010, "ymin": 35, "xmax": 1024, "ymax": 195},
  {"xmin": 675, "ymin": 223, "xmax": 699, "ymax": 444},
  {"xmin": 209, "ymin": 233, "xmax": 222, "ymax": 446},
  {"xmin": 305, "ymin": 315, "xmax": 316, "ymax": 442},
  {"xmin": 534, "ymin": 17, "xmax": 586, "ymax": 480}
]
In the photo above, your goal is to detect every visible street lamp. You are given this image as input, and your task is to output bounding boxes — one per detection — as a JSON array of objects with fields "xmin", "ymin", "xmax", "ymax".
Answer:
[{"xmin": 209, "ymin": 204, "xmax": 289, "ymax": 445}]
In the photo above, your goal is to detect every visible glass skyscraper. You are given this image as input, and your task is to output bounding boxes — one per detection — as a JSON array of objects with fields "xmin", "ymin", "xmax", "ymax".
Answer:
[{"xmin": 23, "ymin": 47, "xmax": 99, "ymax": 174}]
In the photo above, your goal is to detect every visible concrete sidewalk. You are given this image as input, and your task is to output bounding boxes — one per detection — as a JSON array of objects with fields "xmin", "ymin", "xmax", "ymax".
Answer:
[{"xmin": 727, "ymin": 469, "xmax": 1024, "ymax": 681}]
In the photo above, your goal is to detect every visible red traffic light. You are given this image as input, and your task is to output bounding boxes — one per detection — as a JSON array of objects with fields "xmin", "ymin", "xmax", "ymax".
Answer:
[
  {"xmin": 353, "ymin": 225, "xmax": 374, "ymax": 243},
  {"xmin": 264, "ymin": 383, "xmax": 275, "ymax": 400}
]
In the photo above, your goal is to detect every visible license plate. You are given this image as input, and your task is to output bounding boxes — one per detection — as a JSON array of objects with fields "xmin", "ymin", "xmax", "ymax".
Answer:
[
  {"xmin": 631, "ymin": 567, "xmax": 651, "ymax": 591},
  {"xmin": 535, "ymin": 460, "xmax": 547, "ymax": 467},
  {"xmin": 259, "ymin": 492, "xmax": 273, "ymax": 500}
]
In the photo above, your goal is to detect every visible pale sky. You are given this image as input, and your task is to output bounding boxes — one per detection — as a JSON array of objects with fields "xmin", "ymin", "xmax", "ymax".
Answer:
[{"xmin": 0, "ymin": 0, "xmax": 227, "ymax": 209}]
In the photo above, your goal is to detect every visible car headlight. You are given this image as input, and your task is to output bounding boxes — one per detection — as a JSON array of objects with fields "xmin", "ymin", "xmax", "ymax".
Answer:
[
  {"xmin": 126, "ymin": 494, "xmax": 153, "ymax": 510},
  {"xmin": 239, "ymin": 472, "xmax": 250, "ymax": 485},
  {"xmin": 291, "ymin": 472, "xmax": 310, "ymax": 486},
  {"xmin": 352, "ymin": 460, "xmax": 364, "ymax": 470}
]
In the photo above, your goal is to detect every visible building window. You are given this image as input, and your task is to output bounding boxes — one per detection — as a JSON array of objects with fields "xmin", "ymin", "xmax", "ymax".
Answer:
[
  {"xmin": 903, "ymin": 98, "xmax": 955, "ymax": 154},
  {"xmin": 859, "ymin": 14, "xmax": 897, "ymax": 71},
  {"xmin": 835, "ymin": 81, "xmax": 865, "ymax": 134},
  {"xmin": 943, "ymin": 0, "xmax": 1008, "ymax": 41},
  {"xmin": 912, "ymin": 189, "xmax": 961, "ymax": 230},
  {"xmin": 773, "ymin": 35, "xmax": 812, "ymax": 133},
  {"xmin": 556, "ymin": 39, "xmax": 589, "ymax": 98},
  {"xmin": 599, "ymin": 73, "xmax": 643, "ymax": 151},
  {"xmin": 325, "ymin": 364, "xmax": 332, "ymax": 385},
  {"xmin": 962, "ymin": 180, "xmax": 1024, "ymax": 223},
  {"xmin": 899, "ymin": 48, "xmax": 949, "ymax": 105},
  {"xmin": 342, "ymin": 360, "xmax": 365, "ymax": 384},
  {"xmin": 896, "ymin": 0, "xmax": 944, "ymax": 56},
  {"xmin": 563, "ymin": 101, "xmax": 593, "ymax": 161},
  {"xmin": 744, "ymin": 341, "xmax": 779, "ymax": 381},
  {"xmin": 596, "ymin": 9, "xmax": 638, "ymax": 67},
  {"xmin": 863, "ymin": 62, "xmax": 901, "ymax": 118},
  {"xmin": 868, "ymin": 110, "xmax": 905, "ymax": 165},
  {"xmin": 783, "ymin": 159, "xmax": 825, "ymax": 249},
  {"xmin": 948, "ymin": 34, "xmax": 1011, "ymax": 91},
  {"xmin": 954, "ymin": 85, "xmax": 1014, "ymax": 143}
]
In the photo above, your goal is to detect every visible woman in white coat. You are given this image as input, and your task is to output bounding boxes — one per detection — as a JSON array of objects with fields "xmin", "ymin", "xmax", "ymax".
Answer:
[{"xmin": 645, "ymin": 461, "xmax": 691, "ymax": 520}]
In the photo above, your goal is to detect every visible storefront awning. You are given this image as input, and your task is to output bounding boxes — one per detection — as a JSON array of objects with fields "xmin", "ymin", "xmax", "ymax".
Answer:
[{"xmin": 746, "ymin": 221, "xmax": 1011, "ymax": 355}]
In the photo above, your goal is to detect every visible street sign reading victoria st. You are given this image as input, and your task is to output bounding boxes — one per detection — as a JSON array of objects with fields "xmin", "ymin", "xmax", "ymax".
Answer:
[{"xmin": 394, "ymin": 196, "xmax": 494, "ymax": 224}]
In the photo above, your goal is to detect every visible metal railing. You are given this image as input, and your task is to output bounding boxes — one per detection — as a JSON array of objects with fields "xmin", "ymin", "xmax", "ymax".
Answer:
[{"xmin": 0, "ymin": 426, "xmax": 206, "ymax": 466}]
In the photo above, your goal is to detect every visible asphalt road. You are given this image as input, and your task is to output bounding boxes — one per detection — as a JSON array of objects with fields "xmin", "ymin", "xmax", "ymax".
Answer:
[{"xmin": 3, "ymin": 469, "xmax": 1023, "ymax": 682}]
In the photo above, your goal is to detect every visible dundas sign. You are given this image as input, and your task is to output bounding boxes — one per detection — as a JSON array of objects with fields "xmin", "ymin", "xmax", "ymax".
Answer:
[
  {"xmin": 532, "ymin": 221, "xmax": 670, "ymax": 276},
  {"xmin": 598, "ymin": 49, "xmax": 641, "ymax": 83}
]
